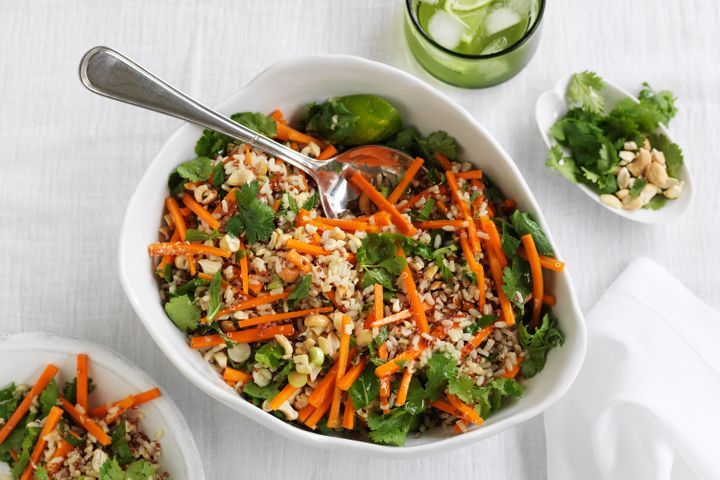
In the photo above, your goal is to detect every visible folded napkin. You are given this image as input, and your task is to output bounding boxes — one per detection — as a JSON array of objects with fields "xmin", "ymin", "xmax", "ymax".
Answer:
[{"xmin": 545, "ymin": 257, "xmax": 720, "ymax": 480}]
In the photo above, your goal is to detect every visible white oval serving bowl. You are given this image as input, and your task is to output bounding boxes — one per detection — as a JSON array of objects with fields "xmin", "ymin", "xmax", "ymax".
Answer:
[
  {"xmin": 0, "ymin": 332, "xmax": 204, "ymax": 479},
  {"xmin": 119, "ymin": 54, "xmax": 587, "ymax": 458},
  {"xmin": 536, "ymin": 74, "xmax": 693, "ymax": 224}
]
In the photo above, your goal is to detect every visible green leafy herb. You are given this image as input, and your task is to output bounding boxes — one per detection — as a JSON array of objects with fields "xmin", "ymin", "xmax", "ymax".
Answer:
[
  {"xmin": 546, "ymin": 145, "xmax": 578, "ymax": 183},
  {"xmin": 288, "ymin": 275, "xmax": 312, "ymax": 309},
  {"xmin": 502, "ymin": 256, "xmax": 532, "ymax": 313},
  {"xmin": 648, "ymin": 133, "xmax": 684, "ymax": 178},
  {"xmin": 474, "ymin": 378, "xmax": 524, "ymax": 418},
  {"xmin": 356, "ymin": 234, "xmax": 406, "ymax": 291},
  {"xmin": 226, "ymin": 181, "xmax": 275, "ymax": 244},
  {"xmin": 39, "ymin": 379, "xmax": 58, "ymax": 415},
  {"xmin": 255, "ymin": 342, "xmax": 285, "ymax": 369},
  {"xmin": 173, "ymin": 277, "xmax": 209, "ymax": 298},
  {"xmin": 231, "ymin": 112, "xmax": 277, "ymax": 137},
  {"xmin": 185, "ymin": 229, "xmax": 221, "ymax": 242},
  {"xmin": 374, "ymin": 325, "xmax": 388, "ymax": 347},
  {"xmin": 176, "ymin": 156, "xmax": 213, "ymax": 182},
  {"xmin": 498, "ymin": 219, "xmax": 521, "ymax": 257},
  {"xmin": 301, "ymin": 191, "xmax": 319, "ymax": 210},
  {"xmin": 404, "ymin": 377, "xmax": 426, "ymax": 415},
  {"xmin": 242, "ymin": 381, "xmax": 280, "ymax": 400},
  {"xmin": 566, "ymin": 71, "xmax": 606, "ymax": 114},
  {"xmin": 424, "ymin": 352, "xmax": 457, "ymax": 401},
  {"xmin": 11, "ymin": 425, "xmax": 38, "ymax": 478},
  {"xmin": 167, "ymin": 170, "xmax": 185, "ymax": 196},
  {"xmin": 464, "ymin": 315, "xmax": 496, "ymax": 335},
  {"xmin": 638, "ymin": 82, "xmax": 678, "ymax": 125},
  {"xmin": 367, "ymin": 408, "xmax": 417, "ymax": 446},
  {"xmin": 301, "ymin": 98, "xmax": 359, "ymax": 144},
  {"xmin": 61, "ymin": 377, "xmax": 95, "ymax": 405},
  {"xmin": 417, "ymin": 130, "xmax": 457, "ymax": 161},
  {"xmin": 99, "ymin": 458, "xmax": 157, "ymax": 480},
  {"xmin": 164, "ymin": 295, "xmax": 201, "ymax": 331},
  {"xmin": 414, "ymin": 198, "xmax": 436, "ymax": 221},
  {"xmin": 519, "ymin": 314, "xmax": 565, "ymax": 378},
  {"xmin": 211, "ymin": 162, "xmax": 225, "ymax": 189},
  {"xmin": 110, "ymin": 421, "xmax": 135, "ymax": 465},
  {"xmin": 34, "ymin": 466, "xmax": 50, "ymax": 480},
  {"xmin": 510, "ymin": 211, "xmax": 554, "ymax": 256},
  {"xmin": 629, "ymin": 178, "xmax": 648, "ymax": 199},
  {"xmin": 644, "ymin": 195, "xmax": 667, "ymax": 210},
  {"xmin": 160, "ymin": 263, "xmax": 172, "ymax": 283},
  {"xmin": 447, "ymin": 375, "xmax": 479, "ymax": 404},
  {"xmin": 347, "ymin": 365, "xmax": 381, "ymax": 409},
  {"xmin": 286, "ymin": 194, "xmax": 299, "ymax": 215},
  {"xmin": 206, "ymin": 271, "xmax": 222, "ymax": 323}
]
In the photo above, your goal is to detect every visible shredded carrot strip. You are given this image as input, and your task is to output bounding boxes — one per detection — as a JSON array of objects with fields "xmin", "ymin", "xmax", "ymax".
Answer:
[
  {"xmin": 148, "ymin": 242, "xmax": 231, "ymax": 259},
  {"xmin": 272, "ymin": 198, "xmax": 281, "ymax": 212},
  {"xmin": 286, "ymin": 238, "xmax": 330, "ymax": 256},
  {"xmin": 461, "ymin": 326, "xmax": 495, "ymax": 358},
  {"xmin": 236, "ymin": 241, "xmax": 249, "ymax": 295},
  {"xmin": 269, "ymin": 109, "xmax": 285, "ymax": 122},
  {"xmin": 447, "ymin": 394, "xmax": 484, "ymax": 425},
  {"xmin": 338, "ymin": 357, "xmax": 368, "ymax": 391},
  {"xmin": 213, "ymin": 187, "xmax": 238, "ymax": 215},
  {"xmin": 398, "ymin": 248, "xmax": 429, "ymax": 333},
  {"xmin": 317, "ymin": 145, "xmax": 337, "ymax": 161},
  {"xmin": 379, "ymin": 377, "xmax": 391, "ymax": 412},
  {"xmin": 20, "ymin": 406, "xmax": 64, "ymax": 480},
  {"xmin": 460, "ymin": 233, "xmax": 486, "ymax": 308},
  {"xmin": 446, "ymin": 171, "xmax": 481, "ymax": 252},
  {"xmin": 297, "ymin": 403, "xmax": 315, "ymax": 423},
  {"xmin": 348, "ymin": 171, "xmax": 417, "ymax": 236},
  {"xmin": 387, "ymin": 157, "xmax": 424, "ymax": 204},
  {"xmin": 76, "ymin": 354, "xmax": 89, "ymax": 413},
  {"xmin": 269, "ymin": 383, "xmax": 299, "ymax": 411},
  {"xmin": 375, "ymin": 344, "xmax": 427, "ymax": 378},
  {"xmin": 436, "ymin": 200, "xmax": 449, "ymax": 214},
  {"xmin": 470, "ymin": 179, "xmax": 485, "ymax": 213},
  {"xmin": 188, "ymin": 254, "xmax": 197, "ymax": 276},
  {"xmin": 522, "ymin": 234, "xmax": 544, "ymax": 328},
  {"xmin": 479, "ymin": 216, "xmax": 506, "ymax": 266},
  {"xmin": 453, "ymin": 420, "xmax": 468, "ymax": 434},
  {"xmin": 165, "ymin": 197, "xmax": 187, "ymax": 241},
  {"xmin": 435, "ymin": 153, "xmax": 453, "ymax": 171},
  {"xmin": 368, "ymin": 210, "xmax": 392, "ymax": 226},
  {"xmin": 181, "ymin": 194, "xmax": 220, "ymax": 230},
  {"xmin": 311, "ymin": 217, "xmax": 379, "ymax": 233},
  {"xmin": 328, "ymin": 316, "xmax": 352, "ymax": 428},
  {"xmin": 190, "ymin": 324, "xmax": 294, "ymax": 349},
  {"xmin": 415, "ymin": 219, "xmax": 468, "ymax": 230},
  {"xmin": 46, "ymin": 440, "xmax": 74, "ymax": 474},
  {"xmin": 377, "ymin": 342, "xmax": 388, "ymax": 360},
  {"xmin": 543, "ymin": 294, "xmax": 556, "ymax": 306},
  {"xmin": 236, "ymin": 306, "xmax": 333, "ymax": 329},
  {"xmin": 59, "ymin": 397, "xmax": 111, "ymax": 446},
  {"xmin": 276, "ymin": 122, "xmax": 321, "ymax": 145},
  {"xmin": 244, "ymin": 144, "xmax": 252, "ymax": 166},
  {"xmin": 370, "ymin": 309, "xmax": 412, "ymax": 328},
  {"xmin": 373, "ymin": 284, "xmax": 384, "ymax": 325},
  {"xmin": 0, "ymin": 364, "xmax": 58, "ymax": 445},
  {"xmin": 104, "ymin": 395, "xmax": 135, "ymax": 424},
  {"xmin": 305, "ymin": 393, "xmax": 332, "ymax": 429},
  {"xmin": 431, "ymin": 399, "xmax": 459, "ymax": 416},
  {"xmin": 307, "ymin": 350, "xmax": 356, "ymax": 408},
  {"xmin": 486, "ymin": 249, "xmax": 515, "ymax": 326},
  {"xmin": 395, "ymin": 368, "xmax": 413, "ymax": 407},
  {"xmin": 518, "ymin": 250, "xmax": 565, "ymax": 272},
  {"xmin": 342, "ymin": 395, "xmax": 355, "ymax": 430},
  {"xmin": 88, "ymin": 388, "xmax": 161, "ymax": 418},
  {"xmin": 457, "ymin": 170, "xmax": 483, "ymax": 180},
  {"xmin": 286, "ymin": 249, "xmax": 312, "ymax": 273},
  {"xmin": 223, "ymin": 367, "xmax": 252, "ymax": 385},
  {"xmin": 209, "ymin": 291, "xmax": 289, "ymax": 322},
  {"xmin": 502, "ymin": 358, "xmax": 523, "ymax": 379}
]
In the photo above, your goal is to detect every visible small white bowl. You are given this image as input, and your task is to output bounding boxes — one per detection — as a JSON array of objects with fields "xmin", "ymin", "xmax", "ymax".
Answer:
[
  {"xmin": 535, "ymin": 74, "xmax": 693, "ymax": 224},
  {"xmin": 119, "ymin": 55, "xmax": 587, "ymax": 458},
  {"xmin": 0, "ymin": 332, "xmax": 204, "ymax": 479}
]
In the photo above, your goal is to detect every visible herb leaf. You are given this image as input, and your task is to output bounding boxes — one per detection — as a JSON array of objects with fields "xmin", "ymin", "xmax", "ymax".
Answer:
[
  {"xmin": 502, "ymin": 257, "xmax": 532, "ymax": 313},
  {"xmin": 255, "ymin": 342, "xmax": 285, "ymax": 369},
  {"xmin": 110, "ymin": 421, "xmax": 135, "ymax": 465},
  {"xmin": 176, "ymin": 156, "xmax": 213, "ymax": 182},
  {"xmin": 227, "ymin": 181, "xmax": 275, "ymax": 244},
  {"xmin": 164, "ymin": 295, "xmax": 201, "ymax": 332},
  {"xmin": 347, "ymin": 365, "xmax": 381, "ymax": 409},
  {"xmin": 567, "ymin": 71, "xmax": 606, "ymax": 114},
  {"xmin": 230, "ymin": 112, "xmax": 277, "ymax": 137},
  {"xmin": 185, "ymin": 229, "xmax": 221, "ymax": 242},
  {"xmin": 206, "ymin": 271, "xmax": 223, "ymax": 323},
  {"xmin": 288, "ymin": 275, "xmax": 312, "ymax": 309},
  {"xmin": 510, "ymin": 211, "xmax": 554, "ymax": 256},
  {"xmin": 356, "ymin": 234, "xmax": 407, "ymax": 291},
  {"xmin": 638, "ymin": 82, "xmax": 678, "ymax": 125},
  {"xmin": 367, "ymin": 408, "xmax": 416, "ymax": 446},
  {"xmin": 424, "ymin": 352, "xmax": 457, "ymax": 401},
  {"xmin": 519, "ymin": 314, "xmax": 565, "ymax": 378}
]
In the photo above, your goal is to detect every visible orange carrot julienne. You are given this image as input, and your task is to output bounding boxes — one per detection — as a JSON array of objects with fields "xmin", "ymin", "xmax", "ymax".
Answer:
[
  {"xmin": 181, "ymin": 194, "xmax": 220, "ymax": 230},
  {"xmin": 461, "ymin": 326, "xmax": 495, "ymax": 358},
  {"xmin": 272, "ymin": 198, "xmax": 281, "ymax": 212},
  {"xmin": 328, "ymin": 316, "xmax": 352, "ymax": 428},
  {"xmin": 435, "ymin": 153, "xmax": 453, "ymax": 171},
  {"xmin": 269, "ymin": 383, "xmax": 299, "ymax": 411},
  {"xmin": 286, "ymin": 249, "xmax": 312, "ymax": 273},
  {"xmin": 104, "ymin": 395, "xmax": 135, "ymax": 425},
  {"xmin": 317, "ymin": 145, "xmax": 337, "ymax": 160},
  {"xmin": 373, "ymin": 284, "xmax": 384, "ymax": 325},
  {"xmin": 270, "ymin": 109, "xmax": 285, "ymax": 122},
  {"xmin": 379, "ymin": 377, "xmax": 391, "ymax": 413},
  {"xmin": 370, "ymin": 309, "xmax": 412, "ymax": 328},
  {"xmin": 236, "ymin": 306, "xmax": 333, "ymax": 328},
  {"xmin": 305, "ymin": 393, "xmax": 333, "ymax": 429},
  {"xmin": 213, "ymin": 187, "xmax": 238, "ymax": 215},
  {"xmin": 368, "ymin": 210, "xmax": 392, "ymax": 226},
  {"xmin": 208, "ymin": 291, "xmax": 289, "ymax": 322},
  {"xmin": 276, "ymin": 122, "xmax": 321, "ymax": 146},
  {"xmin": 308, "ymin": 364, "xmax": 340, "ymax": 408},
  {"xmin": 130, "ymin": 387, "xmax": 161, "ymax": 407},
  {"xmin": 453, "ymin": 420, "xmax": 468, "ymax": 434},
  {"xmin": 76, "ymin": 353, "xmax": 89, "ymax": 413},
  {"xmin": 311, "ymin": 217, "xmax": 379, "ymax": 233},
  {"xmin": 20, "ymin": 406, "xmax": 64, "ymax": 480},
  {"xmin": 297, "ymin": 403, "xmax": 315, "ymax": 423},
  {"xmin": 338, "ymin": 357, "xmax": 368, "ymax": 391},
  {"xmin": 415, "ymin": 219, "xmax": 468, "ymax": 230},
  {"xmin": 479, "ymin": 216, "xmax": 506, "ymax": 266},
  {"xmin": 238, "ymin": 241, "xmax": 249, "ymax": 295},
  {"xmin": 445, "ymin": 171, "xmax": 471, "ymax": 219},
  {"xmin": 388, "ymin": 157, "xmax": 424, "ymax": 204},
  {"xmin": 502, "ymin": 358, "xmax": 523, "ymax": 379},
  {"xmin": 375, "ymin": 344, "xmax": 427, "ymax": 378},
  {"xmin": 398, "ymin": 248, "xmax": 429, "ymax": 333},
  {"xmin": 286, "ymin": 238, "xmax": 330, "ymax": 256},
  {"xmin": 457, "ymin": 170, "xmax": 483, "ymax": 180},
  {"xmin": 59, "ymin": 396, "xmax": 111, "ymax": 446},
  {"xmin": 244, "ymin": 144, "xmax": 252, "ymax": 166},
  {"xmin": 190, "ymin": 324, "xmax": 295, "ymax": 349},
  {"xmin": 487, "ymin": 249, "xmax": 515, "ymax": 326},
  {"xmin": 0, "ymin": 364, "xmax": 59, "ymax": 445},
  {"xmin": 378, "ymin": 342, "xmax": 388, "ymax": 360},
  {"xmin": 348, "ymin": 171, "xmax": 417, "ymax": 236},
  {"xmin": 522, "ymin": 234, "xmax": 544, "ymax": 328},
  {"xmin": 436, "ymin": 200, "xmax": 449, "ymax": 214},
  {"xmin": 431, "ymin": 399, "xmax": 459, "ymax": 416},
  {"xmin": 459, "ymin": 234, "xmax": 485, "ymax": 308},
  {"xmin": 395, "ymin": 368, "xmax": 413, "ymax": 407},
  {"xmin": 519, "ymin": 250, "xmax": 565, "ymax": 272},
  {"xmin": 447, "ymin": 394, "xmax": 484, "ymax": 426},
  {"xmin": 342, "ymin": 395, "xmax": 355, "ymax": 430},
  {"xmin": 223, "ymin": 367, "xmax": 252, "ymax": 385},
  {"xmin": 46, "ymin": 440, "xmax": 74, "ymax": 474},
  {"xmin": 88, "ymin": 388, "xmax": 161, "ymax": 418},
  {"xmin": 543, "ymin": 294, "xmax": 556, "ymax": 306},
  {"xmin": 165, "ymin": 197, "xmax": 187, "ymax": 241},
  {"xmin": 148, "ymin": 242, "xmax": 231, "ymax": 259}
]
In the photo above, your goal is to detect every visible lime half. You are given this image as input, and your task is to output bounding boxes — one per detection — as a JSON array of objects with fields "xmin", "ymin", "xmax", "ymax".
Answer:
[{"xmin": 445, "ymin": 0, "xmax": 494, "ymax": 12}]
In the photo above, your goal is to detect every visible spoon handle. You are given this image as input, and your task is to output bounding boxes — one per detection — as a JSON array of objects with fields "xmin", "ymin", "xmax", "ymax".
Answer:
[{"xmin": 78, "ymin": 46, "xmax": 321, "ymax": 175}]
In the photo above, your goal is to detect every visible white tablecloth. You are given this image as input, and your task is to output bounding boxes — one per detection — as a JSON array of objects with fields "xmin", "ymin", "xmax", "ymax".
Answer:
[{"xmin": 1, "ymin": 1, "xmax": 718, "ymax": 478}]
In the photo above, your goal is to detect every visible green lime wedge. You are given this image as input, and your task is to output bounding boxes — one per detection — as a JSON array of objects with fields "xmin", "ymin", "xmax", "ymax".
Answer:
[{"xmin": 336, "ymin": 94, "xmax": 403, "ymax": 145}]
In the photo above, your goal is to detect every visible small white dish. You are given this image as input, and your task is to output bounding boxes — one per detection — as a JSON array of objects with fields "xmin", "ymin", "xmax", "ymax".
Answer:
[
  {"xmin": 0, "ymin": 332, "xmax": 204, "ymax": 479},
  {"xmin": 119, "ymin": 55, "xmax": 587, "ymax": 458},
  {"xmin": 535, "ymin": 74, "xmax": 693, "ymax": 224}
]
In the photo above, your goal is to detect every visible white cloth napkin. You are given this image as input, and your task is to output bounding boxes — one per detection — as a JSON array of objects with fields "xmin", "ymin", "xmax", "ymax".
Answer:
[{"xmin": 545, "ymin": 257, "xmax": 720, "ymax": 480}]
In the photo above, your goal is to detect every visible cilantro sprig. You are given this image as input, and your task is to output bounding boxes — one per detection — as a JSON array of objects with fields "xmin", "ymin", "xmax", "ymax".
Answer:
[{"xmin": 226, "ymin": 180, "xmax": 275, "ymax": 244}]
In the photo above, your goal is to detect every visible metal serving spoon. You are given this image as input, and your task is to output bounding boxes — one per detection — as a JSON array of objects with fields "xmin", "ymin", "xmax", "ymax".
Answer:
[{"xmin": 78, "ymin": 46, "xmax": 414, "ymax": 218}]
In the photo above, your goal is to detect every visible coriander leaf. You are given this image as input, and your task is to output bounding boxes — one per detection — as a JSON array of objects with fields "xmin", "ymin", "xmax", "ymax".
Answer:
[
  {"xmin": 99, "ymin": 458, "xmax": 124, "ymax": 480},
  {"xmin": 176, "ymin": 156, "xmax": 213, "ymax": 182},
  {"xmin": 230, "ymin": 181, "xmax": 275, "ymax": 243},
  {"xmin": 167, "ymin": 170, "xmax": 185, "ymax": 196},
  {"xmin": 644, "ymin": 195, "xmax": 666, "ymax": 210},
  {"xmin": 274, "ymin": 360, "xmax": 293, "ymax": 384},
  {"xmin": 110, "ymin": 420, "xmax": 135, "ymax": 465},
  {"xmin": 235, "ymin": 179, "xmax": 260, "ymax": 204},
  {"xmin": 383, "ymin": 126, "xmax": 420, "ymax": 154},
  {"xmin": 125, "ymin": 460, "xmax": 158, "ymax": 480},
  {"xmin": 164, "ymin": 295, "xmax": 201, "ymax": 332},
  {"xmin": 546, "ymin": 145, "xmax": 578, "ymax": 183},
  {"xmin": 34, "ymin": 466, "xmax": 50, "ymax": 480},
  {"xmin": 519, "ymin": 314, "xmax": 565, "ymax": 378},
  {"xmin": 566, "ymin": 71, "xmax": 606, "ymax": 114},
  {"xmin": 39, "ymin": 379, "xmax": 58, "ymax": 415},
  {"xmin": 185, "ymin": 229, "xmax": 221, "ymax": 242},
  {"xmin": 404, "ymin": 377, "xmax": 426, "ymax": 415},
  {"xmin": 255, "ymin": 342, "xmax": 285, "ymax": 369},
  {"xmin": 61, "ymin": 377, "xmax": 96, "ymax": 406},
  {"xmin": 230, "ymin": 112, "xmax": 277, "ymax": 137},
  {"xmin": 301, "ymin": 98, "xmax": 359, "ymax": 144},
  {"xmin": 629, "ymin": 178, "xmax": 647, "ymax": 199},
  {"xmin": 474, "ymin": 378, "xmax": 524, "ymax": 418},
  {"xmin": 424, "ymin": 352, "xmax": 457, "ymax": 401},
  {"xmin": 195, "ymin": 128, "xmax": 230, "ymax": 157},
  {"xmin": 367, "ymin": 409, "xmax": 415, "ymax": 446},
  {"xmin": 11, "ymin": 425, "xmax": 39, "ymax": 478},
  {"xmin": 648, "ymin": 133, "xmax": 684, "ymax": 178},
  {"xmin": 510, "ymin": 211, "xmax": 554, "ymax": 256},
  {"xmin": 356, "ymin": 234, "xmax": 406, "ymax": 292},
  {"xmin": 447, "ymin": 375, "xmax": 478, "ymax": 404},
  {"xmin": 212, "ymin": 162, "xmax": 225, "ymax": 189},
  {"xmin": 242, "ymin": 381, "xmax": 280, "ymax": 400},
  {"xmin": 160, "ymin": 263, "xmax": 172, "ymax": 283},
  {"xmin": 414, "ymin": 198, "xmax": 436, "ymax": 221},
  {"xmin": 417, "ymin": 130, "xmax": 457, "ymax": 161},
  {"xmin": 374, "ymin": 325, "xmax": 388, "ymax": 347},
  {"xmin": 502, "ymin": 257, "xmax": 532, "ymax": 313},
  {"xmin": 638, "ymin": 82, "xmax": 677, "ymax": 125},
  {"xmin": 497, "ymin": 219, "xmax": 521, "ymax": 258},
  {"xmin": 173, "ymin": 277, "xmax": 209, "ymax": 297},
  {"xmin": 225, "ymin": 215, "xmax": 245, "ymax": 238},
  {"xmin": 206, "ymin": 271, "xmax": 223, "ymax": 323},
  {"xmin": 465, "ymin": 315, "xmax": 496, "ymax": 335},
  {"xmin": 301, "ymin": 191, "xmax": 319, "ymax": 210},
  {"xmin": 288, "ymin": 275, "xmax": 312, "ymax": 309},
  {"xmin": 347, "ymin": 365, "xmax": 381, "ymax": 409}
]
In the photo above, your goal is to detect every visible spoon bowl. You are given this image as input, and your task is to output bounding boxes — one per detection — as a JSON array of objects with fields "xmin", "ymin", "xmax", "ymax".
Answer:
[
  {"xmin": 78, "ymin": 46, "xmax": 414, "ymax": 218},
  {"xmin": 535, "ymin": 74, "xmax": 693, "ymax": 224}
]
